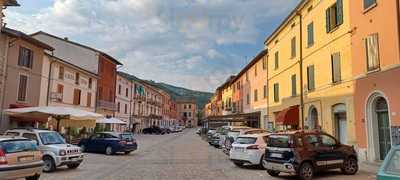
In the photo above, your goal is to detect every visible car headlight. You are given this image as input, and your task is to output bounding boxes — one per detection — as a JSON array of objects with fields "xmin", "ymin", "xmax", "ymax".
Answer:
[{"xmin": 59, "ymin": 149, "xmax": 66, "ymax": 156}]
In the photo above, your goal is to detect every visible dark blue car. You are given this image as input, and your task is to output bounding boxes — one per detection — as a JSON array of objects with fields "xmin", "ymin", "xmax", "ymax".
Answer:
[{"xmin": 78, "ymin": 132, "xmax": 138, "ymax": 155}]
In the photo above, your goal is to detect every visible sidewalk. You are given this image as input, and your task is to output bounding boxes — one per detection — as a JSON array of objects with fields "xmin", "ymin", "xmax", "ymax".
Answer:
[{"xmin": 359, "ymin": 161, "xmax": 380, "ymax": 174}]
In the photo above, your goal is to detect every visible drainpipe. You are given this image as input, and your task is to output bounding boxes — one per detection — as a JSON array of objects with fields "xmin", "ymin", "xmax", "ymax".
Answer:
[
  {"xmin": 297, "ymin": 12, "xmax": 305, "ymax": 129},
  {"xmin": 396, "ymin": 0, "xmax": 400, "ymax": 62},
  {"xmin": 46, "ymin": 51, "xmax": 55, "ymax": 106}
]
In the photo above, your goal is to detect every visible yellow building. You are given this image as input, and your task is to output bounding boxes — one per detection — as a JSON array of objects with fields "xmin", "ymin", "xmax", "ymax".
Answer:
[
  {"xmin": 266, "ymin": 0, "xmax": 355, "ymax": 145},
  {"xmin": 220, "ymin": 76, "xmax": 235, "ymax": 115}
]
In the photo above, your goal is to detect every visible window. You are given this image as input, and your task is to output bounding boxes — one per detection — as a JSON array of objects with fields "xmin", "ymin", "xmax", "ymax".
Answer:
[
  {"xmin": 75, "ymin": 73, "xmax": 80, "ymax": 85},
  {"xmin": 364, "ymin": 0, "xmax": 376, "ymax": 10},
  {"xmin": 274, "ymin": 51, "xmax": 279, "ymax": 69},
  {"xmin": 321, "ymin": 135, "xmax": 337, "ymax": 147},
  {"xmin": 366, "ymin": 33, "xmax": 380, "ymax": 71},
  {"xmin": 17, "ymin": 75, "xmax": 28, "ymax": 102},
  {"xmin": 307, "ymin": 65, "xmax": 315, "ymax": 91},
  {"xmin": 125, "ymin": 88, "xmax": 129, "ymax": 97},
  {"xmin": 307, "ymin": 22, "xmax": 314, "ymax": 47},
  {"xmin": 291, "ymin": 74, "xmax": 297, "ymax": 96},
  {"xmin": 87, "ymin": 92, "xmax": 92, "ymax": 107},
  {"xmin": 188, "ymin": 112, "xmax": 192, "ymax": 117},
  {"xmin": 263, "ymin": 85, "xmax": 267, "ymax": 99},
  {"xmin": 57, "ymin": 84, "xmax": 64, "ymax": 102},
  {"xmin": 246, "ymin": 94, "xmax": 250, "ymax": 105},
  {"xmin": 305, "ymin": 135, "xmax": 320, "ymax": 147},
  {"xmin": 124, "ymin": 104, "xmax": 128, "ymax": 114},
  {"xmin": 18, "ymin": 47, "xmax": 33, "ymax": 68},
  {"xmin": 184, "ymin": 104, "xmax": 187, "ymax": 109},
  {"xmin": 254, "ymin": 64, "xmax": 257, "ymax": 76},
  {"xmin": 291, "ymin": 37, "xmax": 296, "ymax": 58},
  {"xmin": 254, "ymin": 89, "xmax": 258, "ymax": 102},
  {"xmin": 237, "ymin": 81, "xmax": 240, "ymax": 90},
  {"xmin": 73, "ymin": 89, "xmax": 81, "ymax": 105},
  {"xmin": 273, "ymin": 83, "xmax": 279, "ymax": 102},
  {"xmin": 189, "ymin": 104, "xmax": 192, "ymax": 109},
  {"xmin": 331, "ymin": 52, "xmax": 342, "ymax": 83},
  {"xmin": 262, "ymin": 57, "xmax": 266, "ymax": 70},
  {"xmin": 118, "ymin": 85, "xmax": 121, "ymax": 95},
  {"xmin": 22, "ymin": 133, "xmax": 38, "ymax": 144},
  {"xmin": 58, "ymin": 66, "xmax": 64, "ymax": 80},
  {"xmin": 88, "ymin": 78, "xmax": 92, "ymax": 89},
  {"xmin": 246, "ymin": 72, "xmax": 249, "ymax": 81},
  {"xmin": 326, "ymin": 0, "xmax": 343, "ymax": 33}
]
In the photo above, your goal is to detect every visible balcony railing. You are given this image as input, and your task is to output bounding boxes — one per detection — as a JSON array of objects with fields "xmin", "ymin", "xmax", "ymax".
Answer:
[{"xmin": 97, "ymin": 100, "xmax": 116, "ymax": 111}]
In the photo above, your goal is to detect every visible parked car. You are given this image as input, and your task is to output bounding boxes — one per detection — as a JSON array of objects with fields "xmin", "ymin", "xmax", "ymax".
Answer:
[
  {"xmin": 78, "ymin": 132, "xmax": 137, "ymax": 155},
  {"xmin": 210, "ymin": 132, "xmax": 221, "ymax": 148},
  {"xmin": 223, "ymin": 128, "xmax": 269, "ymax": 155},
  {"xmin": 142, "ymin": 126, "xmax": 163, "ymax": 134},
  {"xmin": 161, "ymin": 128, "xmax": 171, "ymax": 134},
  {"xmin": 218, "ymin": 126, "xmax": 250, "ymax": 149},
  {"xmin": 206, "ymin": 129, "xmax": 216, "ymax": 143},
  {"xmin": 5, "ymin": 128, "xmax": 84, "ymax": 172},
  {"xmin": 229, "ymin": 133, "xmax": 269, "ymax": 168},
  {"xmin": 377, "ymin": 145, "xmax": 400, "ymax": 180},
  {"xmin": 0, "ymin": 136, "xmax": 43, "ymax": 180},
  {"xmin": 263, "ymin": 130, "xmax": 358, "ymax": 180}
]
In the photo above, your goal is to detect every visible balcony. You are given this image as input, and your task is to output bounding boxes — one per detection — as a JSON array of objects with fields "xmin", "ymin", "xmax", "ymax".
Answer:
[{"xmin": 97, "ymin": 100, "xmax": 116, "ymax": 111}]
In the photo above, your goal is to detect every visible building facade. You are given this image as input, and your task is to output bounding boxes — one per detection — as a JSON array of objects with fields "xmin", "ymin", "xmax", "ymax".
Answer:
[
  {"xmin": 351, "ymin": 0, "xmax": 400, "ymax": 162},
  {"xmin": 177, "ymin": 100, "xmax": 197, "ymax": 127},
  {"xmin": 0, "ymin": 28, "xmax": 53, "ymax": 131}
]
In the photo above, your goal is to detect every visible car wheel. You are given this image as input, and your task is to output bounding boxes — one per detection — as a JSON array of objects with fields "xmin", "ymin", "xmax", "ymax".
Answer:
[
  {"xmin": 124, "ymin": 151, "xmax": 131, "ymax": 155},
  {"xmin": 43, "ymin": 156, "xmax": 56, "ymax": 172},
  {"xmin": 105, "ymin": 146, "xmax": 113, "ymax": 155},
  {"xmin": 267, "ymin": 170, "xmax": 280, "ymax": 177},
  {"xmin": 259, "ymin": 154, "xmax": 265, "ymax": 169},
  {"xmin": 67, "ymin": 163, "xmax": 80, "ymax": 169},
  {"xmin": 233, "ymin": 162, "xmax": 244, "ymax": 167},
  {"xmin": 80, "ymin": 145, "xmax": 86, "ymax": 152},
  {"xmin": 25, "ymin": 174, "xmax": 40, "ymax": 180},
  {"xmin": 341, "ymin": 157, "xmax": 358, "ymax": 175},
  {"xmin": 298, "ymin": 162, "xmax": 314, "ymax": 180}
]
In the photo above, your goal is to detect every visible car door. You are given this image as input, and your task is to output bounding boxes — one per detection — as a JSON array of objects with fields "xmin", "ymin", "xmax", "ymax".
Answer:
[
  {"xmin": 87, "ymin": 134, "xmax": 102, "ymax": 152},
  {"xmin": 303, "ymin": 134, "xmax": 327, "ymax": 169},
  {"xmin": 319, "ymin": 134, "xmax": 345, "ymax": 169}
]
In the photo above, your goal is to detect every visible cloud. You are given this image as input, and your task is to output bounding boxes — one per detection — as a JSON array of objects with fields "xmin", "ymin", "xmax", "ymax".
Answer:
[{"xmin": 4, "ymin": 0, "xmax": 298, "ymax": 92}]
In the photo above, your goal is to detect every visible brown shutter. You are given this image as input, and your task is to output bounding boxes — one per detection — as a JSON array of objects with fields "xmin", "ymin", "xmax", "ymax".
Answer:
[
  {"xmin": 73, "ymin": 89, "xmax": 81, "ymax": 105},
  {"xmin": 87, "ymin": 92, "xmax": 92, "ymax": 107},
  {"xmin": 331, "ymin": 53, "xmax": 341, "ymax": 83},
  {"xmin": 18, "ymin": 75, "xmax": 28, "ymax": 101}
]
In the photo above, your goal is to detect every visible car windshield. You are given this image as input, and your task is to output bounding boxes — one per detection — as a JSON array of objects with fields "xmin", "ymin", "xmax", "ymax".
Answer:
[
  {"xmin": 39, "ymin": 132, "xmax": 65, "ymax": 145},
  {"xmin": 120, "ymin": 133, "xmax": 134, "ymax": 141},
  {"xmin": 235, "ymin": 137, "xmax": 257, "ymax": 144},
  {"xmin": 0, "ymin": 140, "xmax": 38, "ymax": 153},
  {"xmin": 385, "ymin": 150, "xmax": 400, "ymax": 176},
  {"xmin": 227, "ymin": 131, "xmax": 240, "ymax": 138},
  {"xmin": 267, "ymin": 135, "xmax": 290, "ymax": 148}
]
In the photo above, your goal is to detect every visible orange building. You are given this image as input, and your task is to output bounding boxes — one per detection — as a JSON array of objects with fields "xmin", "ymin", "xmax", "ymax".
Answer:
[{"xmin": 351, "ymin": 0, "xmax": 400, "ymax": 162}]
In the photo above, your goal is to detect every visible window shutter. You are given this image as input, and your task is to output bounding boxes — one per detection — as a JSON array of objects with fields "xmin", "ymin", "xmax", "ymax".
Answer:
[
  {"xmin": 29, "ymin": 50, "xmax": 33, "ymax": 68},
  {"xmin": 291, "ymin": 74, "xmax": 297, "ymax": 96},
  {"xmin": 336, "ymin": 0, "xmax": 343, "ymax": 25},
  {"xmin": 291, "ymin": 37, "xmax": 296, "ymax": 58},
  {"xmin": 18, "ymin": 47, "xmax": 23, "ymax": 66},
  {"xmin": 326, "ymin": 8, "xmax": 331, "ymax": 32},
  {"xmin": 308, "ymin": 23, "xmax": 314, "ymax": 46},
  {"xmin": 87, "ymin": 93, "xmax": 92, "ymax": 107},
  {"xmin": 308, "ymin": 65, "xmax": 315, "ymax": 90},
  {"xmin": 331, "ymin": 53, "xmax": 341, "ymax": 83}
]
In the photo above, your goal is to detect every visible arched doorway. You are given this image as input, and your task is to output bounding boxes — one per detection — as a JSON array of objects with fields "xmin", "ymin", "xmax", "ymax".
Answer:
[
  {"xmin": 366, "ymin": 93, "xmax": 392, "ymax": 161},
  {"xmin": 308, "ymin": 106, "xmax": 318, "ymax": 130},
  {"xmin": 333, "ymin": 104, "xmax": 347, "ymax": 144}
]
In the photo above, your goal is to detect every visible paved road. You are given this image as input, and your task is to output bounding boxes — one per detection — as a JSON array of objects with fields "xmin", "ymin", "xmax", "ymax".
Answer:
[{"xmin": 42, "ymin": 129, "xmax": 377, "ymax": 180}]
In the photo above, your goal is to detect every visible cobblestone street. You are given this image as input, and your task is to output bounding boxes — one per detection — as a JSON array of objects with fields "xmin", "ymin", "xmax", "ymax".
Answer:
[{"xmin": 39, "ymin": 129, "xmax": 378, "ymax": 180}]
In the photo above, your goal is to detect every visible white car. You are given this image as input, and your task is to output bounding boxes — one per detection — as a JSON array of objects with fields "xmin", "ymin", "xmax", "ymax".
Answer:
[
  {"xmin": 5, "ymin": 128, "xmax": 84, "ymax": 172},
  {"xmin": 229, "ymin": 133, "xmax": 269, "ymax": 168}
]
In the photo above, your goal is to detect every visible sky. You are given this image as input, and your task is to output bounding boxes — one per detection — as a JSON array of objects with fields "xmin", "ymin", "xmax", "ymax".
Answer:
[{"xmin": 4, "ymin": 0, "xmax": 299, "ymax": 92}]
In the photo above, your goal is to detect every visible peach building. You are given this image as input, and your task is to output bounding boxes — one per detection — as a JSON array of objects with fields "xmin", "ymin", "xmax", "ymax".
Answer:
[
  {"xmin": 177, "ymin": 100, "xmax": 197, "ymax": 127},
  {"xmin": 351, "ymin": 0, "xmax": 400, "ymax": 162}
]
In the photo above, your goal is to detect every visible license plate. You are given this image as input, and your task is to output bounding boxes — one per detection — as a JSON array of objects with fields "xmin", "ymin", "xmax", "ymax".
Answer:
[
  {"xmin": 127, "ymin": 142, "xmax": 133, "ymax": 145},
  {"xmin": 270, "ymin": 153, "xmax": 282, "ymax": 158},
  {"xmin": 18, "ymin": 156, "xmax": 34, "ymax": 162},
  {"xmin": 235, "ymin": 147, "xmax": 244, "ymax": 152}
]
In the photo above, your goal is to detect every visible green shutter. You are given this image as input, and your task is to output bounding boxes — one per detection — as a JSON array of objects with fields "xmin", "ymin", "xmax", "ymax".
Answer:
[
  {"xmin": 326, "ymin": 8, "xmax": 331, "ymax": 33},
  {"xmin": 336, "ymin": 0, "xmax": 343, "ymax": 25},
  {"xmin": 291, "ymin": 74, "xmax": 296, "ymax": 96},
  {"xmin": 308, "ymin": 22, "xmax": 314, "ymax": 46},
  {"xmin": 308, "ymin": 65, "xmax": 315, "ymax": 90}
]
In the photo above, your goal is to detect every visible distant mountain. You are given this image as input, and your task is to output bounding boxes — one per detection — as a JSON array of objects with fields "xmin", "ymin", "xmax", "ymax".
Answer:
[{"xmin": 146, "ymin": 81, "xmax": 213, "ymax": 111}]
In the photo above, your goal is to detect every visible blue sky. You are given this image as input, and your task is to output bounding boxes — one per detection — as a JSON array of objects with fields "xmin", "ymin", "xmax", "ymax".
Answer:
[{"xmin": 4, "ymin": 0, "xmax": 298, "ymax": 92}]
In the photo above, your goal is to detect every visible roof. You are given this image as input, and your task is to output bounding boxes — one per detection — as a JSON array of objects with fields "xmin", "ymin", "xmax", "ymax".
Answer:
[
  {"xmin": 230, "ymin": 49, "xmax": 268, "ymax": 84},
  {"xmin": 30, "ymin": 31, "xmax": 122, "ymax": 65},
  {"xmin": 45, "ymin": 52, "xmax": 99, "ymax": 78},
  {"xmin": 6, "ymin": 128, "xmax": 54, "ymax": 133},
  {"xmin": 238, "ymin": 132, "xmax": 270, "ymax": 138},
  {"xmin": 0, "ymin": 136, "xmax": 27, "ymax": 141},
  {"xmin": 217, "ymin": 75, "xmax": 236, "ymax": 90},
  {"xmin": 2, "ymin": 27, "xmax": 54, "ymax": 50},
  {"xmin": 117, "ymin": 71, "xmax": 143, "ymax": 83},
  {"xmin": 4, "ymin": 0, "xmax": 20, "ymax": 6},
  {"xmin": 264, "ymin": 0, "xmax": 308, "ymax": 45}
]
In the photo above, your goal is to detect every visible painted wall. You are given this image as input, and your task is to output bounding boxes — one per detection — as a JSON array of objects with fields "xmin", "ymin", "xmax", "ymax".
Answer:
[
  {"xmin": 97, "ymin": 54, "xmax": 117, "ymax": 116},
  {"xmin": 115, "ymin": 74, "xmax": 132, "ymax": 123}
]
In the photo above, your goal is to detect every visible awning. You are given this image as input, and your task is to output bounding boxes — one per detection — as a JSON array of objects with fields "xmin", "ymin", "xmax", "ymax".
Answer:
[
  {"xmin": 96, "ymin": 117, "xmax": 127, "ymax": 125},
  {"xmin": 275, "ymin": 105, "xmax": 299, "ymax": 126}
]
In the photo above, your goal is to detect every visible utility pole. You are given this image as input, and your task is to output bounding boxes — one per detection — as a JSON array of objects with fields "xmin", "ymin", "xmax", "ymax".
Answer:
[{"xmin": 297, "ymin": 12, "xmax": 305, "ymax": 129}]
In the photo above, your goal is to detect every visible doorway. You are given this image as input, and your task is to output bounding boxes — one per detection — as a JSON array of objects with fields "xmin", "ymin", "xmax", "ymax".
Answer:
[
  {"xmin": 308, "ymin": 106, "xmax": 318, "ymax": 129},
  {"xmin": 333, "ymin": 104, "xmax": 347, "ymax": 144}
]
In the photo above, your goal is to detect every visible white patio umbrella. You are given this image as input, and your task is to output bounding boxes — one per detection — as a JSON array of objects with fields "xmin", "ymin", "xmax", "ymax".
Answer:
[
  {"xmin": 96, "ymin": 117, "xmax": 127, "ymax": 125},
  {"xmin": 4, "ymin": 106, "xmax": 104, "ymax": 131}
]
